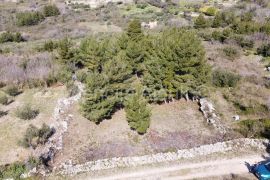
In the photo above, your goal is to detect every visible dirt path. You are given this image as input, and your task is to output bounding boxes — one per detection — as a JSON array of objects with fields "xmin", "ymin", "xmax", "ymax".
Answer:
[{"xmin": 87, "ymin": 155, "xmax": 261, "ymax": 180}]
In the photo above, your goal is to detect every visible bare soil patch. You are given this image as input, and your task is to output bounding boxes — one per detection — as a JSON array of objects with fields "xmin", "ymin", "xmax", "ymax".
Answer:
[{"xmin": 56, "ymin": 99, "xmax": 223, "ymax": 165}]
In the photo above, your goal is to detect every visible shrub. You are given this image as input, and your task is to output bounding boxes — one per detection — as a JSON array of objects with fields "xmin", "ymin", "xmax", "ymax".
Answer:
[
  {"xmin": 194, "ymin": 14, "xmax": 209, "ymax": 29},
  {"xmin": 0, "ymin": 32, "xmax": 24, "ymax": 43},
  {"xmin": 136, "ymin": 3, "xmax": 148, "ymax": 9},
  {"xmin": 257, "ymin": 44, "xmax": 270, "ymax": 57},
  {"xmin": 15, "ymin": 104, "xmax": 39, "ymax": 120},
  {"xmin": 261, "ymin": 22, "xmax": 270, "ymax": 35},
  {"xmin": 222, "ymin": 46, "xmax": 239, "ymax": 60},
  {"xmin": 233, "ymin": 101, "xmax": 269, "ymax": 116},
  {"xmin": 232, "ymin": 21, "xmax": 260, "ymax": 34},
  {"xmin": 198, "ymin": 31, "xmax": 212, "ymax": 41},
  {"xmin": 233, "ymin": 35, "xmax": 254, "ymax": 49},
  {"xmin": 204, "ymin": 7, "xmax": 217, "ymax": 16},
  {"xmin": 0, "ymin": 92, "xmax": 8, "ymax": 105},
  {"xmin": 237, "ymin": 119, "xmax": 270, "ymax": 138},
  {"xmin": 20, "ymin": 123, "xmax": 54, "ymax": 148},
  {"xmin": 212, "ymin": 30, "xmax": 226, "ymax": 42},
  {"xmin": 37, "ymin": 123, "xmax": 55, "ymax": 144},
  {"xmin": 43, "ymin": 4, "xmax": 60, "ymax": 17},
  {"xmin": 26, "ymin": 156, "xmax": 40, "ymax": 170},
  {"xmin": 0, "ymin": 110, "xmax": 8, "ymax": 118},
  {"xmin": 16, "ymin": 11, "xmax": 45, "ymax": 26},
  {"xmin": 42, "ymin": 40, "xmax": 58, "ymax": 52},
  {"xmin": 4, "ymin": 85, "xmax": 21, "ymax": 96},
  {"xmin": 76, "ymin": 69, "xmax": 88, "ymax": 83},
  {"xmin": 212, "ymin": 70, "xmax": 241, "ymax": 87}
]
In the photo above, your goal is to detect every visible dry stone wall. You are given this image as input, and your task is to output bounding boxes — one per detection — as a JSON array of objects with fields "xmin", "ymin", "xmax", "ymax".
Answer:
[{"xmin": 57, "ymin": 138, "xmax": 268, "ymax": 176}]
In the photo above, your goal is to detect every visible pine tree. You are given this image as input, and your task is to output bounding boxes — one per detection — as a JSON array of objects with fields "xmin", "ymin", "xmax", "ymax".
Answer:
[
  {"xmin": 58, "ymin": 38, "xmax": 75, "ymax": 65},
  {"xmin": 125, "ymin": 85, "xmax": 151, "ymax": 134},
  {"xmin": 103, "ymin": 51, "xmax": 135, "ymax": 98},
  {"xmin": 194, "ymin": 14, "xmax": 208, "ymax": 29},
  {"xmin": 127, "ymin": 19, "xmax": 143, "ymax": 41},
  {"xmin": 125, "ymin": 40, "xmax": 145, "ymax": 76},
  {"xmin": 81, "ymin": 72, "xmax": 117, "ymax": 123},
  {"xmin": 77, "ymin": 37, "xmax": 108, "ymax": 72},
  {"xmin": 143, "ymin": 28, "xmax": 210, "ymax": 100}
]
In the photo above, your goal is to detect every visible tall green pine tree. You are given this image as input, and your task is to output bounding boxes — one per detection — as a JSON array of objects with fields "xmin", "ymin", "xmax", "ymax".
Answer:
[{"xmin": 125, "ymin": 85, "xmax": 151, "ymax": 134}]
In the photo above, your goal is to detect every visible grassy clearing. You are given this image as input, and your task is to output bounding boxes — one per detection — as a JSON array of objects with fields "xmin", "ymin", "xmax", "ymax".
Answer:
[
  {"xmin": 120, "ymin": 3, "xmax": 161, "ymax": 18},
  {"xmin": 0, "ymin": 86, "xmax": 67, "ymax": 165}
]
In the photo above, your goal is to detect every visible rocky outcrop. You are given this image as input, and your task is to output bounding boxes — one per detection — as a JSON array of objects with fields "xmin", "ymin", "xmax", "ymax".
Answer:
[
  {"xmin": 199, "ymin": 98, "xmax": 227, "ymax": 134},
  {"xmin": 57, "ymin": 138, "xmax": 267, "ymax": 176}
]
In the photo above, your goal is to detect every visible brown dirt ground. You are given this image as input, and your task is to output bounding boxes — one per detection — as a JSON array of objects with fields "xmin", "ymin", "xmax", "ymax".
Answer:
[{"xmin": 55, "ymin": 99, "xmax": 223, "ymax": 165}]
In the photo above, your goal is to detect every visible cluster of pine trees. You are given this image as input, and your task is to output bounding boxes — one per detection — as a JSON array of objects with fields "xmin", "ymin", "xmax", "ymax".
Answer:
[{"xmin": 59, "ymin": 20, "xmax": 210, "ymax": 134}]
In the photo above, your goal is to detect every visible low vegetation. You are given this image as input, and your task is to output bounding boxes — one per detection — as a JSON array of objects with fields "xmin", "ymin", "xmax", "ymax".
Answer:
[
  {"xmin": 16, "ymin": 11, "xmax": 45, "ymax": 26},
  {"xmin": 43, "ymin": 4, "xmax": 60, "ymax": 17},
  {"xmin": 222, "ymin": 46, "xmax": 239, "ymax": 60},
  {"xmin": 20, "ymin": 123, "xmax": 54, "ymax": 148},
  {"xmin": 0, "ymin": 92, "xmax": 8, "ymax": 105},
  {"xmin": 0, "ymin": 32, "xmax": 24, "ymax": 44},
  {"xmin": 212, "ymin": 70, "xmax": 241, "ymax": 88},
  {"xmin": 0, "ymin": 162, "xmax": 26, "ymax": 180},
  {"xmin": 15, "ymin": 104, "xmax": 39, "ymax": 120},
  {"xmin": 237, "ymin": 119, "xmax": 270, "ymax": 139},
  {"xmin": 4, "ymin": 85, "xmax": 21, "ymax": 97},
  {"xmin": 16, "ymin": 4, "xmax": 60, "ymax": 26}
]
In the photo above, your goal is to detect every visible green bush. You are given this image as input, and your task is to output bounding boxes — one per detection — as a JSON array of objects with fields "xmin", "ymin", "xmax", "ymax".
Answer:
[
  {"xmin": 261, "ymin": 22, "xmax": 270, "ymax": 35},
  {"xmin": 16, "ymin": 11, "xmax": 45, "ymax": 26},
  {"xmin": 222, "ymin": 46, "xmax": 239, "ymax": 60},
  {"xmin": 42, "ymin": 40, "xmax": 58, "ymax": 52},
  {"xmin": 237, "ymin": 119, "xmax": 270, "ymax": 138},
  {"xmin": 20, "ymin": 123, "xmax": 54, "ymax": 148},
  {"xmin": 4, "ymin": 85, "xmax": 21, "ymax": 96},
  {"xmin": 0, "ymin": 162, "xmax": 26, "ymax": 180},
  {"xmin": 43, "ymin": 4, "xmax": 60, "ymax": 17},
  {"xmin": 204, "ymin": 7, "xmax": 217, "ymax": 16},
  {"xmin": 136, "ymin": 3, "xmax": 148, "ymax": 9},
  {"xmin": 0, "ymin": 32, "xmax": 24, "ymax": 43},
  {"xmin": 76, "ymin": 69, "xmax": 88, "ymax": 83},
  {"xmin": 194, "ymin": 14, "xmax": 209, "ymax": 29},
  {"xmin": 233, "ymin": 35, "xmax": 254, "ymax": 49},
  {"xmin": 257, "ymin": 44, "xmax": 270, "ymax": 57},
  {"xmin": 0, "ymin": 92, "xmax": 8, "ymax": 105},
  {"xmin": 212, "ymin": 70, "xmax": 241, "ymax": 87},
  {"xmin": 234, "ymin": 102, "xmax": 269, "ymax": 116},
  {"xmin": 15, "ymin": 104, "xmax": 39, "ymax": 120},
  {"xmin": 232, "ymin": 21, "xmax": 260, "ymax": 34}
]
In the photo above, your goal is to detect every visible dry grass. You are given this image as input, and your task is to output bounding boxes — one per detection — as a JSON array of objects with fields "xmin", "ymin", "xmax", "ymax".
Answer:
[{"xmin": 0, "ymin": 85, "xmax": 67, "ymax": 165}]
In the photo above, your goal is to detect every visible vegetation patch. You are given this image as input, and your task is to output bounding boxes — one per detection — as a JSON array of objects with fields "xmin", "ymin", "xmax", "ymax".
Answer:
[
  {"xmin": 0, "ymin": 32, "xmax": 24, "ymax": 44},
  {"xmin": 4, "ymin": 85, "xmax": 21, "ymax": 97},
  {"xmin": 0, "ymin": 162, "xmax": 26, "ymax": 180},
  {"xmin": 0, "ymin": 91, "xmax": 8, "ymax": 105},
  {"xmin": 15, "ymin": 104, "xmax": 39, "ymax": 120},
  {"xmin": 222, "ymin": 46, "xmax": 239, "ymax": 60},
  {"xmin": 212, "ymin": 70, "xmax": 240, "ymax": 88},
  {"xmin": 16, "ymin": 11, "xmax": 45, "ymax": 26},
  {"xmin": 237, "ymin": 119, "xmax": 270, "ymax": 139},
  {"xmin": 20, "ymin": 123, "xmax": 54, "ymax": 148}
]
